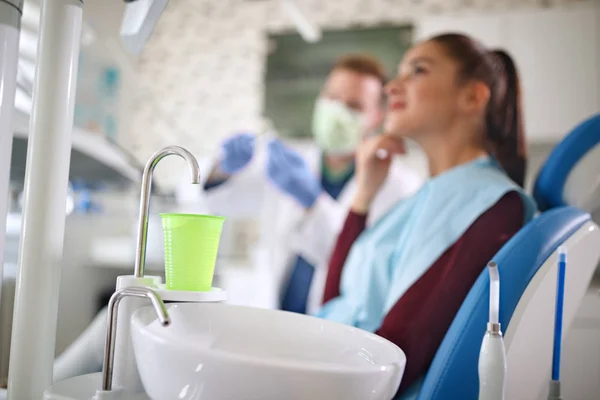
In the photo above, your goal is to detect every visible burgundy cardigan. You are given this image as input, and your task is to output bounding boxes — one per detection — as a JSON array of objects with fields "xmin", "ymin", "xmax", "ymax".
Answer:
[{"xmin": 322, "ymin": 191, "xmax": 524, "ymax": 395}]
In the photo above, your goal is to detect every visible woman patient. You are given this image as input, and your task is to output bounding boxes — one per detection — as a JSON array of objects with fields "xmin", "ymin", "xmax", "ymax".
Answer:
[{"xmin": 316, "ymin": 33, "xmax": 537, "ymax": 397}]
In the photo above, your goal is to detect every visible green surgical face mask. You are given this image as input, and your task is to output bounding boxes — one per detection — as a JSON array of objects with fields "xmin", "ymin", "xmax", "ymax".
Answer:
[{"xmin": 311, "ymin": 97, "xmax": 365, "ymax": 155}]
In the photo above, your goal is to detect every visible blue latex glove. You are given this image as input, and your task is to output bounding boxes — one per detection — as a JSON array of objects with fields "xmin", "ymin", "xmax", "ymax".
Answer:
[
  {"xmin": 218, "ymin": 133, "xmax": 256, "ymax": 174},
  {"xmin": 266, "ymin": 139, "xmax": 322, "ymax": 209}
]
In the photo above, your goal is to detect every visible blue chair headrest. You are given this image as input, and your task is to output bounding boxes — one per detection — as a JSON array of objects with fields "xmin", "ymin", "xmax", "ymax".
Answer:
[{"xmin": 534, "ymin": 114, "xmax": 600, "ymax": 211}]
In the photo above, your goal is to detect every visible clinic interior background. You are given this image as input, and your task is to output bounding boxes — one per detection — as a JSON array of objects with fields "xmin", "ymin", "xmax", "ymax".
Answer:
[
  {"xmin": 3, "ymin": 0, "xmax": 600, "ymax": 390},
  {"xmin": 122, "ymin": 0, "xmax": 598, "ymax": 188}
]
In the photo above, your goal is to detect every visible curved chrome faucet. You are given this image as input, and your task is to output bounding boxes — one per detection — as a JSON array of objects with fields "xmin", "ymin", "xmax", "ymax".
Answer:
[
  {"xmin": 102, "ymin": 287, "xmax": 170, "ymax": 391},
  {"xmin": 134, "ymin": 146, "xmax": 201, "ymax": 278}
]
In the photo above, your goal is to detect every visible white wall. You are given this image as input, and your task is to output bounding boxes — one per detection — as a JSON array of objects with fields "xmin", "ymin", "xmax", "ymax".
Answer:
[
  {"xmin": 126, "ymin": 0, "xmax": 594, "ymax": 188},
  {"xmin": 416, "ymin": 3, "xmax": 600, "ymax": 143}
]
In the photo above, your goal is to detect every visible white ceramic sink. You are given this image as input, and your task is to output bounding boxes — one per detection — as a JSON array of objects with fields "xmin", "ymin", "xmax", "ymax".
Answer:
[{"xmin": 131, "ymin": 303, "xmax": 406, "ymax": 400}]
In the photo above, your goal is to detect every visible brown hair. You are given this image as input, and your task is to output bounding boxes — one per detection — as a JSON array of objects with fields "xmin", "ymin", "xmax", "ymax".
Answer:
[
  {"xmin": 332, "ymin": 54, "xmax": 389, "ymax": 87},
  {"xmin": 430, "ymin": 33, "xmax": 527, "ymax": 187}
]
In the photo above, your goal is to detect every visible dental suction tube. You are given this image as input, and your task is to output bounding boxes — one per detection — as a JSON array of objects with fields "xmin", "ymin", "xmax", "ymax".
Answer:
[{"xmin": 488, "ymin": 261, "xmax": 500, "ymax": 328}]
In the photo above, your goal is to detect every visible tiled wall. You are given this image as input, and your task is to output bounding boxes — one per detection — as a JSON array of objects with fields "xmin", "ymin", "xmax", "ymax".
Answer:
[{"xmin": 127, "ymin": 0, "xmax": 585, "ymax": 187}]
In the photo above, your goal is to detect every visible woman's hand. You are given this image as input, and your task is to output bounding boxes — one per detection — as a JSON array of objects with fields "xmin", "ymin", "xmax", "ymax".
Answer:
[{"xmin": 351, "ymin": 135, "xmax": 405, "ymax": 214}]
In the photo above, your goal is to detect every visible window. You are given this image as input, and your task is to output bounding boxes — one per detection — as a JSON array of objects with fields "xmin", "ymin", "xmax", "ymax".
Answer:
[{"xmin": 264, "ymin": 26, "xmax": 413, "ymax": 139}]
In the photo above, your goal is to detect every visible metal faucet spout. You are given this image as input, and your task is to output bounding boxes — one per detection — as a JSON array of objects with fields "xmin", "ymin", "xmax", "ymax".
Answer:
[
  {"xmin": 134, "ymin": 146, "xmax": 200, "ymax": 278},
  {"xmin": 102, "ymin": 287, "xmax": 170, "ymax": 392}
]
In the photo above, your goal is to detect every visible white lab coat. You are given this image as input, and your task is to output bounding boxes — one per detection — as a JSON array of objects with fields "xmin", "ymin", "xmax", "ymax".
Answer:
[{"xmin": 197, "ymin": 143, "xmax": 423, "ymax": 314}]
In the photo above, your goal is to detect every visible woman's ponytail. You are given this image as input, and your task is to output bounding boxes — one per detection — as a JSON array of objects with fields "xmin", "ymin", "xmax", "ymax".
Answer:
[{"xmin": 485, "ymin": 49, "xmax": 527, "ymax": 187}]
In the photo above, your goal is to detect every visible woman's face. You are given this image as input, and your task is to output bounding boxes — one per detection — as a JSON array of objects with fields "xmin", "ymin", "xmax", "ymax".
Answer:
[{"xmin": 384, "ymin": 40, "xmax": 465, "ymax": 140}]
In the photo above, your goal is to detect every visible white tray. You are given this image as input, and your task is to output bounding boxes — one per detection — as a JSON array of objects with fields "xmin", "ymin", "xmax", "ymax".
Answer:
[{"xmin": 155, "ymin": 285, "xmax": 227, "ymax": 303}]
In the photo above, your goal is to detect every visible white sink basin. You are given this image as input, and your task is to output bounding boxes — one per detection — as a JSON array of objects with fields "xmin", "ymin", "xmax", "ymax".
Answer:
[{"xmin": 131, "ymin": 303, "xmax": 406, "ymax": 400}]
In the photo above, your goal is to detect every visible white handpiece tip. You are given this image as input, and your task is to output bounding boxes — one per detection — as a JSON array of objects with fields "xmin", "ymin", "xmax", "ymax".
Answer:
[
  {"xmin": 558, "ymin": 246, "xmax": 566, "ymax": 255},
  {"xmin": 487, "ymin": 261, "xmax": 499, "ymax": 278},
  {"xmin": 558, "ymin": 246, "xmax": 567, "ymax": 262}
]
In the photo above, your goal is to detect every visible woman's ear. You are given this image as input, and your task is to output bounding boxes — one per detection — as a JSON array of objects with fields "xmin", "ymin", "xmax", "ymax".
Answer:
[{"xmin": 460, "ymin": 81, "xmax": 490, "ymax": 114}]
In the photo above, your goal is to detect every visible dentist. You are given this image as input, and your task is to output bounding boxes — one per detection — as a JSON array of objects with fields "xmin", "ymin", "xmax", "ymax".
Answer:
[{"xmin": 201, "ymin": 54, "xmax": 423, "ymax": 314}]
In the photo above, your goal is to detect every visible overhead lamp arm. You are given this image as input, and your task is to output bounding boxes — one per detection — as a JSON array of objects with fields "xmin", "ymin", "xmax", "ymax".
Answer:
[{"xmin": 120, "ymin": 0, "xmax": 169, "ymax": 55}]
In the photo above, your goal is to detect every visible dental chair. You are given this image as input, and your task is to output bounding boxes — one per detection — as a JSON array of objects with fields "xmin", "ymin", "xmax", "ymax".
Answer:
[
  {"xmin": 534, "ymin": 113, "xmax": 600, "ymax": 213},
  {"xmin": 415, "ymin": 114, "xmax": 600, "ymax": 400}
]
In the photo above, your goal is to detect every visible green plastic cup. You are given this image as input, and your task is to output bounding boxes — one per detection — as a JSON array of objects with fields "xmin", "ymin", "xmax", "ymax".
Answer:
[{"xmin": 160, "ymin": 213, "xmax": 225, "ymax": 292}]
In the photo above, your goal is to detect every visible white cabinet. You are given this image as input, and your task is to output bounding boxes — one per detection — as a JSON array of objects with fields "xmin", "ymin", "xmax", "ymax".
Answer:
[{"xmin": 415, "ymin": 4, "xmax": 600, "ymax": 143}]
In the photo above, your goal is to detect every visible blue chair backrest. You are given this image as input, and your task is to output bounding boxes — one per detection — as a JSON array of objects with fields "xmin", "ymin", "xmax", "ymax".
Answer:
[
  {"xmin": 534, "ymin": 113, "xmax": 600, "ymax": 211},
  {"xmin": 416, "ymin": 207, "xmax": 591, "ymax": 400}
]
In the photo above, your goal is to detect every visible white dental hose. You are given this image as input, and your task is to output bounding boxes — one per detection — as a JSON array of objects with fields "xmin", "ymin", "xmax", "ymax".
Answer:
[{"xmin": 478, "ymin": 261, "xmax": 507, "ymax": 400}]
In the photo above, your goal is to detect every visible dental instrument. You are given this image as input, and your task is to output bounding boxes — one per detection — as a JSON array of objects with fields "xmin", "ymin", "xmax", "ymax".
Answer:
[
  {"xmin": 547, "ymin": 247, "xmax": 567, "ymax": 400},
  {"xmin": 478, "ymin": 261, "xmax": 507, "ymax": 400}
]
